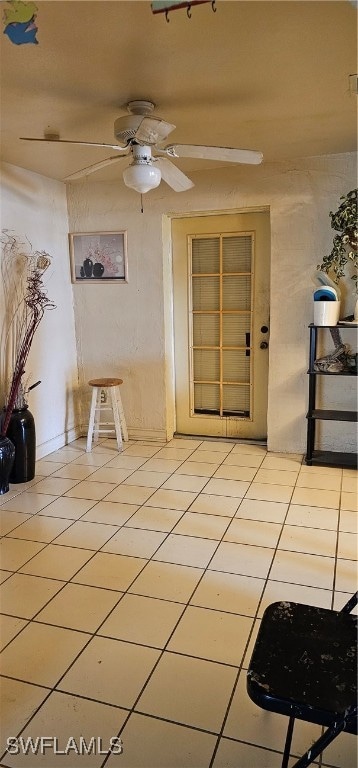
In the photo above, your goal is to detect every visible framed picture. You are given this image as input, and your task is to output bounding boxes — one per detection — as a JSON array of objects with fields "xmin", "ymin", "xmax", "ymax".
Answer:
[{"xmin": 69, "ymin": 231, "xmax": 128, "ymax": 283}]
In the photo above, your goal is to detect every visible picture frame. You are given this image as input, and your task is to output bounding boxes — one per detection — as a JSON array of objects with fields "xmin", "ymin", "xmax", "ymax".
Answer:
[{"xmin": 69, "ymin": 231, "xmax": 128, "ymax": 283}]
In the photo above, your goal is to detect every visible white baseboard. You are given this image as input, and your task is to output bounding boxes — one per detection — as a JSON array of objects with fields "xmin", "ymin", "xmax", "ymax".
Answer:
[
  {"xmin": 37, "ymin": 426, "xmax": 167, "ymax": 459},
  {"xmin": 36, "ymin": 427, "xmax": 81, "ymax": 459},
  {"xmin": 127, "ymin": 427, "xmax": 167, "ymax": 442},
  {"xmin": 79, "ymin": 424, "xmax": 167, "ymax": 443}
]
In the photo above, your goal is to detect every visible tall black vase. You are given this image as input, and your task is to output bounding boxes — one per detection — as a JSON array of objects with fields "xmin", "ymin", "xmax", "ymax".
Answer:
[
  {"xmin": 83, "ymin": 258, "xmax": 93, "ymax": 278},
  {"xmin": 0, "ymin": 436, "xmax": 15, "ymax": 494},
  {"xmin": 5, "ymin": 406, "xmax": 36, "ymax": 483}
]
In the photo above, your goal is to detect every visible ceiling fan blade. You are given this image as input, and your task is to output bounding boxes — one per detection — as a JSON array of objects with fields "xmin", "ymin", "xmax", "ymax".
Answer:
[
  {"xmin": 20, "ymin": 137, "xmax": 128, "ymax": 152},
  {"xmin": 135, "ymin": 117, "xmax": 176, "ymax": 145},
  {"xmin": 154, "ymin": 157, "xmax": 194, "ymax": 192},
  {"xmin": 164, "ymin": 144, "xmax": 263, "ymax": 165},
  {"xmin": 64, "ymin": 155, "xmax": 128, "ymax": 181}
]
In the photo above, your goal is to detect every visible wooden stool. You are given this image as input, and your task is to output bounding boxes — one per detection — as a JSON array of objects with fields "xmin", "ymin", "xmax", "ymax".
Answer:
[{"xmin": 86, "ymin": 378, "xmax": 128, "ymax": 452}]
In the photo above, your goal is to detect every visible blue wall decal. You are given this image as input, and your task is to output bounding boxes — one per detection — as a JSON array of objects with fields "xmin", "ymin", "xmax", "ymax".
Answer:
[{"xmin": 3, "ymin": 1, "xmax": 38, "ymax": 45}]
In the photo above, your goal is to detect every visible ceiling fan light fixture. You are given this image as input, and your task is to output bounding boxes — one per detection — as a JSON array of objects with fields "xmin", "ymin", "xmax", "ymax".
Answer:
[
  {"xmin": 21, "ymin": 100, "xmax": 263, "ymax": 190},
  {"xmin": 123, "ymin": 163, "xmax": 161, "ymax": 193}
]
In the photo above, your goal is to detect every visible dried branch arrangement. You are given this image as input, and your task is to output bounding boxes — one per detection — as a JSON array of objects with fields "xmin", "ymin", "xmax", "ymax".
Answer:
[{"xmin": 0, "ymin": 230, "xmax": 55, "ymax": 437}]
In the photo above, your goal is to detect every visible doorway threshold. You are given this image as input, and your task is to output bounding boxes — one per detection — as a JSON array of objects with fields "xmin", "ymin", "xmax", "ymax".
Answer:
[{"xmin": 174, "ymin": 433, "xmax": 267, "ymax": 447}]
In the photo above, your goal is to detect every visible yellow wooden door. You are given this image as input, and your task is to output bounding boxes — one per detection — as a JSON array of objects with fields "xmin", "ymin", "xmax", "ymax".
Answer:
[{"xmin": 172, "ymin": 210, "xmax": 270, "ymax": 439}]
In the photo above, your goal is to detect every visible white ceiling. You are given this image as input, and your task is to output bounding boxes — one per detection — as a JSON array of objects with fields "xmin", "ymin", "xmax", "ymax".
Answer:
[{"xmin": 1, "ymin": 0, "xmax": 357, "ymax": 186}]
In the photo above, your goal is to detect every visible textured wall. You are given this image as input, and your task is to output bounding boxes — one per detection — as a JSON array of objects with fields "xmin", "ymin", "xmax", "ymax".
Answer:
[
  {"xmin": 67, "ymin": 153, "xmax": 357, "ymax": 452},
  {"xmin": 0, "ymin": 162, "xmax": 79, "ymax": 456}
]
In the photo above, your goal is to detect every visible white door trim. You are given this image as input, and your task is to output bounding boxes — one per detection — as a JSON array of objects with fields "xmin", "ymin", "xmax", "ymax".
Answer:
[{"xmin": 162, "ymin": 206, "xmax": 271, "ymax": 441}]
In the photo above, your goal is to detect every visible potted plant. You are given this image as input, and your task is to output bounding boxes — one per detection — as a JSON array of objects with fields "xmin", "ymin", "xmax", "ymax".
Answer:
[
  {"xmin": 0, "ymin": 230, "xmax": 55, "ymax": 491},
  {"xmin": 317, "ymin": 189, "xmax": 358, "ymax": 318}
]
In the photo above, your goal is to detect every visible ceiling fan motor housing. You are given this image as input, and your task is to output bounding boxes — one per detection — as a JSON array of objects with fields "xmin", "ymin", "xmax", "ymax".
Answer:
[
  {"xmin": 114, "ymin": 100, "xmax": 156, "ymax": 145},
  {"xmin": 114, "ymin": 114, "xmax": 145, "ymax": 144}
]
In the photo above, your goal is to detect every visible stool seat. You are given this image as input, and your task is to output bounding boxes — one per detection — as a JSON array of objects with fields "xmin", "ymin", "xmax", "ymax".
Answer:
[
  {"xmin": 86, "ymin": 378, "xmax": 128, "ymax": 452},
  {"xmin": 88, "ymin": 378, "xmax": 123, "ymax": 388}
]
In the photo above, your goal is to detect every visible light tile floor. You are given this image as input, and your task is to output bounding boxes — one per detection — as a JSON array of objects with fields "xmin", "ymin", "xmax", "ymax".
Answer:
[{"xmin": 0, "ymin": 437, "xmax": 357, "ymax": 768}]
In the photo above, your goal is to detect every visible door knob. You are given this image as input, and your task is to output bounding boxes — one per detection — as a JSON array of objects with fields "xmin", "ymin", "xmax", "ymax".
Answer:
[{"xmin": 260, "ymin": 341, "xmax": 268, "ymax": 349}]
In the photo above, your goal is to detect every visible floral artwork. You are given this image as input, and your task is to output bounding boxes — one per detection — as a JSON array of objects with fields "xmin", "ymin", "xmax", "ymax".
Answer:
[{"xmin": 69, "ymin": 232, "xmax": 127, "ymax": 283}]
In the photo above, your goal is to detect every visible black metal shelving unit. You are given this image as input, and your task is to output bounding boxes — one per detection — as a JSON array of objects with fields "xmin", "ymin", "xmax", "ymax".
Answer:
[{"xmin": 305, "ymin": 324, "xmax": 357, "ymax": 468}]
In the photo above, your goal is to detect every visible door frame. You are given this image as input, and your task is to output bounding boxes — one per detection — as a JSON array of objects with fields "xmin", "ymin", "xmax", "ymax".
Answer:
[{"xmin": 162, "ymin": 205, "xmax": 271, "ymax": 441}]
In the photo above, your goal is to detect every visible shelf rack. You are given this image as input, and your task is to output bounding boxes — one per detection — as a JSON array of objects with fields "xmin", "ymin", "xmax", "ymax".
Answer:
[{"xmin": 305, "ymin": 324, "xmax": 357, "ymax": 468}]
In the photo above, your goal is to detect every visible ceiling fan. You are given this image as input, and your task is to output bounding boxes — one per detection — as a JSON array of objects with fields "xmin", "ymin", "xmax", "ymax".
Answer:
[{"xmin": 21, "ymin": 100, "xmax": 263, "ymax": 194}]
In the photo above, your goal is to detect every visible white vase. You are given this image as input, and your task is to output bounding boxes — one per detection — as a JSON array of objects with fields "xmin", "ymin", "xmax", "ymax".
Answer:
[{"xmin": 313, "ymin": 301, "xmax": 340, "ymax": 326}]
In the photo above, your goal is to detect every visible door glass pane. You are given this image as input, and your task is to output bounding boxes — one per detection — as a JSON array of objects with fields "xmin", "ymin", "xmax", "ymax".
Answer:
[
  {"xmin": 190, "ymin": 232, "xmax": 253, "ymax": 419},
  {"xmin": 223, "ymin": 314, "xmax": 251, "ymax": 347},
  {"xmin": 222, "ymin": 350, "xmax": 250, "ymax": 383},
  {"xmin": 193, "ymin": 314, "xmax": 220, "ymax": 346},
  {"xmin": 222, "ymin": 235, "xmax": 252, "ymax": 273},
  {"xmin": 193, "ymin": 349, "xmax": 220, "ymax": 382},
  {"xmin": 192, "ymin": 276, "xmax": 220, "ymax": 311},
  {"xmin": 223, "ymin": 385, "xmax": 250, "ymax": 415},
  {"xmin": 194, "ymin": 384, "xmax": 220, "ymax": 413},
  {"xmin": 222, "ymin": 275, "xmax": 251, "ymax": 310},
  {"xmin": 192, "ymin": 238, "xmax": 220, "ymax": 273}
]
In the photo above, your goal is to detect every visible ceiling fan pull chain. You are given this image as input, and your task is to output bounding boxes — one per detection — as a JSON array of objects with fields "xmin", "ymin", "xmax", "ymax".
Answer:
[
  {"xmin": 212, "ymin": 1, "xmax": 217, "ymax": 12},
  {"xmin": 165, "ymin": 9, "xmax": 169, "ymax": 22},
  {"xmin": 187, "ymin": 4, "xmax": 192, "ymax": 18},
  {"xmin": 140, "ymin": 194, "xmax": 144, "ymax": 213}
]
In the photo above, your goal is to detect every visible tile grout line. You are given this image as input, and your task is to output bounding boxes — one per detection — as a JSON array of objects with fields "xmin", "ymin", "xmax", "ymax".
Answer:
[
  {"xmin": 208, "ymin": 475, "xmax": 297, "ymax": 768},
  {"xmin": 5, "ymin": 440, "xmax": 242, "ymax": 765},
  {"xmin": 0, "ymin": 438, "xmax": 355, "ymax": 768}
]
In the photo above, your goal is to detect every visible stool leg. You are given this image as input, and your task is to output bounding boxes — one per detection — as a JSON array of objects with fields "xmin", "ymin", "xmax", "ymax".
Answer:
[
  {"xmin": 117, "ymin": 391, "xmax": 128, "ymax": 442},
  {"xmin": 93, "ymin": 388, "xmax": 101, "ymax": 444},
  {"xmin": 110, "ymin": 388, "xmax": 123, "ymax": 451},
  {"xmin": 86, "ymin": 388, "xmax": 97, "ymax": 452}
]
